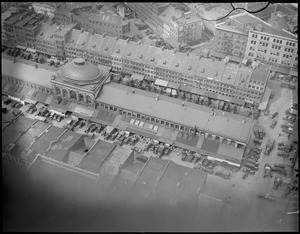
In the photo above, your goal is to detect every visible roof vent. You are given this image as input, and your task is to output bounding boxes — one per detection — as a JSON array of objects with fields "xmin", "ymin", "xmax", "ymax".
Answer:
[
  {"xmin": 182, "ymin": 102, "xmax": 185, "ymax": 106},
  {"xmin": 128, "ymin": 52, "xmax": 131, "ymax": 56},
  {"xmin": 151, "ymin": 58, "xmax": 155, "ymax": 62},
  {"xmin": 227, "ymin": 75, "xmax": 231, "ymax": 80},
  {"xmin": 92, "ymin": 44, "xmax": 96, "ymax": 48},
  {"xmin": 116, "ymin": 49, "xmax": 120, "ymax": 53},
  {"xmin": 163, "ymin": 60, "xmax": 167, "ymax": 64},
  {"xmin": 176, "ymin": 63, "xmax": 179, "ymax": 67},
  {"xmin": 105, "ymin": 46, "xmax": 108, "ymax": 51}
]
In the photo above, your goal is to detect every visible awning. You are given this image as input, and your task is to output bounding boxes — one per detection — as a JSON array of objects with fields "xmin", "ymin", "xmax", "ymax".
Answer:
[
  {"xmin": 48, "ymin": 106, "xmax": 65, "ymax": 116},
  {"xmin": 154, "ymin": 79, "xmax": 168, "ymax": 87},
  {"xmin": 166, "ymin": 88, "xmax": 171, "ymax": 93},
  {"xmin": 72, "ymin": 112, "xmax": 91, "ymax": 121},
  {"xmin": 26, "ymin": 48, "xmax": 36, "ymax": 53},
  {"xmin": 174, "ymin": 141, "xmax": 199, "ymax": 153},
  {"xmin": 69, "ymin": 104, "xmax": 94, "ymax": 117},
  {"xmin": 22, "ymin": 98, "xmax": 37, "ymax": 104},
  {"xmin": 8, "ymin": 95, "xmax": 22, "ymax": 102},
  {"xmin": 230, "ymin": 97, "xmax": 245, "ymax": 106},
  {"xmin": 258, "ymin": 87, "xmax": 272, "ymax": 110},
  {"xmin": 179, "ymin": 84, "xmax": 193, "ymax": 92},
  {"xmin": 131, "ymin": 73, "xmax": 144, "ymax": 81},
  {"xmin": 166, "ymin": 81, "xmax": 179, "ymax": 90},
  {"xmin": 159, "ymin": 137, "xmax": 174, "ymax": 145},
  {"xmin": 16, "ymin": 45, "xmax": 27, "ymax": 50},
  {"xmin": 44, "ymin": 95, "xmax": 54, "ymax": 105},
  {"xmin": 229, "ymin": 55, "xmax": 243, "ymax": 63},
  {"xmin": 290, "ymin": 68, "xmax": 298, "ymax": 77},
  {"xmin": 190, "ymin": 87, "xmax": 205, "ymax": 96},
  {"xmin": 126, "ymin": 127, "xmax": 160, "ymax": 141},
  {"xmin": 106, "ymin": 126, "xmax": 115, "ymax": 135},
  {"xmin": 210, "ymin": 50, "xmax": 225, "ymax": 59}
]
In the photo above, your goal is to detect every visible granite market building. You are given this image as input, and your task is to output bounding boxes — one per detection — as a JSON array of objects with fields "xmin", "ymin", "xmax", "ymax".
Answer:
[{"xmin": 2, "ymin": 56, "xmax": 255, "ymax": 168}]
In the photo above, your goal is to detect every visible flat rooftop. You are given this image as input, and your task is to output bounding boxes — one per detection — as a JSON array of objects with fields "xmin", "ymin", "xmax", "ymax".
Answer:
[
  {"xmin": 78, "ymin": 139, "xmax": 116, "ymax": 174},
  {"xmin": 45, "ymin": 130, "xmax": 81, "ymax": 162},
  {"xmin": 131, "ymin": 157, "xmax": 169, "ymax": 204},
  {"xmin": 97, "ymin": 147, "xmax": 133, "ymax": 189},
  {"xmin": 2, "ymin": 116, "xmax": 35, "ymax": 150},
  {"xmin": 97, "ymin": 83, "xmax": 255, "ymax": 143}
]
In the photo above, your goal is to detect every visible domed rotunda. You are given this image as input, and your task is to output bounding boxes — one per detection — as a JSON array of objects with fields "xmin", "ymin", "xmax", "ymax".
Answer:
[{"xmin": 51, "ymin": 58, "xmax": 111, "ymax": 105}]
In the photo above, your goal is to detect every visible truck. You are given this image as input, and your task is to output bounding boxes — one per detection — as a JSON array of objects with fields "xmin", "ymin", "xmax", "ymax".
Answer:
[
  {"xmin": 257, "ymin": 192, "xmax": 276, "ymax": 201},
  {"xmin": 215, "ymin": 170, "xmax": 230, "ymax": 179},
  {"xmin": 270, "ymin": 119, "xmax": 277, "ymax": 129},
  {"xmin": 264, "ymin": 163, "xmax": 273, "ymax": 178},
  {"xmin": 270, "ymin": 112, "xmax": 279, "ymax": 119},
  {"xmin": 264, "ymin": 138, "xmax": 275, "ymax": 155},
  {"xmin": 273, "ymin": 177, "xmax": 283, "ymax": 190}
]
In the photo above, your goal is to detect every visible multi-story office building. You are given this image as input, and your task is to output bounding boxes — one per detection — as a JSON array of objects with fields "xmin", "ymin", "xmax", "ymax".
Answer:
[
  {"xmin": 159, "ymin": 5, "xmax": 203, "ymax": 47},
  {"xmin": 214, "ymin": 12, "xmax": 298, "ymax": 74},
  {"xmin": 2, "ymin": 9, "xmax": 46, "ymax": 48}
]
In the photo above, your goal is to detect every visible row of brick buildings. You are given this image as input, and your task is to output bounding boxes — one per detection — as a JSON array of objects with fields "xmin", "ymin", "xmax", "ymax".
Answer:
[{"xmin": 2, "ymin": 10, "xmax": 270, "ymax": 106}]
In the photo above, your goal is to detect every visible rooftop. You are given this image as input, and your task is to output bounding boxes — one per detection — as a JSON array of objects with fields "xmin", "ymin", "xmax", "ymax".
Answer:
[
  {"xmin": 131, "ymin": 157, "xmax": 169, "ymax": 203},
  {"xmin": 155, "ymin": 162, "xmax": 207, "ymax": 206},
  {"xmin": 58, "ymin": 58, "xmax": 103, "ymax": 84},
  {"xmin": 30, "ymin": 125, "xmax": 65, "ymax": 155},
  {"xmin": 97, "ymin": 83, "xmax": 255, "ymax": 143},
  {"xmin": 10, "ymin": 121, "xmax": 50, "ymax": 159},
  {"xmin": 2, "ymin": 57, "xmax": 56, "ymax": 89},
  {"xmin": 250, "ymin": 63, "xmax": 271, "ymax": 83},
  {"xmin": 45, "ymin": 130, "xmax": 81, "ymax": 162},
  {"xmin": 97, "ymin": 147, "xmax": 133, "ymax": 189},
  {"xmin": 2, "ymin": 116, "xmax": 35, "ymax": 150},
  {"xmin": 78, "ymin": 139, "xmax": 116, "ymax": 174},
  {"xmin": 230, "ymin": 12, "xmax": 298, "ymax": 40}
]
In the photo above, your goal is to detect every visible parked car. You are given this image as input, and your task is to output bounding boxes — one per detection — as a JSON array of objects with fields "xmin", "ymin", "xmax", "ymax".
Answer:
[
  {"xmin": 257, "ymin": 192, "xmax": 276, "ymax": 201},
  {"xmin": 270, "ymin": 119, "xmax": 277, "ymax": 129}
]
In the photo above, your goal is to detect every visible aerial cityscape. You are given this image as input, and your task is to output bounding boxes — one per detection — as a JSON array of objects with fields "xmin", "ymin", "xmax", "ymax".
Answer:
[{"xmin": 2, "ymin": 2, "xmax": 298, "ymax": 232}]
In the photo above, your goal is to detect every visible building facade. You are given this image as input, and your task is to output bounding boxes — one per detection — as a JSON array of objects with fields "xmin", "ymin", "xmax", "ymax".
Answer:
[
  {"xmin": 214, "ymin": 12, "xmax": 298, "ymax": 73},
  {"xmin": 2, "ymin": 9, "xmax": 46, "ymax": 48}
]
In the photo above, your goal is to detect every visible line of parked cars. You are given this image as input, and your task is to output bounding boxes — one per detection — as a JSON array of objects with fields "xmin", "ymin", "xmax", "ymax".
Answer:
[{"xmin": 193, "ymin": 155, "xmax": 217, "ymax": 175}]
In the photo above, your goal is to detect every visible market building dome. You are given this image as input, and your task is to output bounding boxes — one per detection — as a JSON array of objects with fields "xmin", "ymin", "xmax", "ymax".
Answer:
[{"xmin": 58, "ymin": 58, "xmax": 102, "ymax": 85}]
